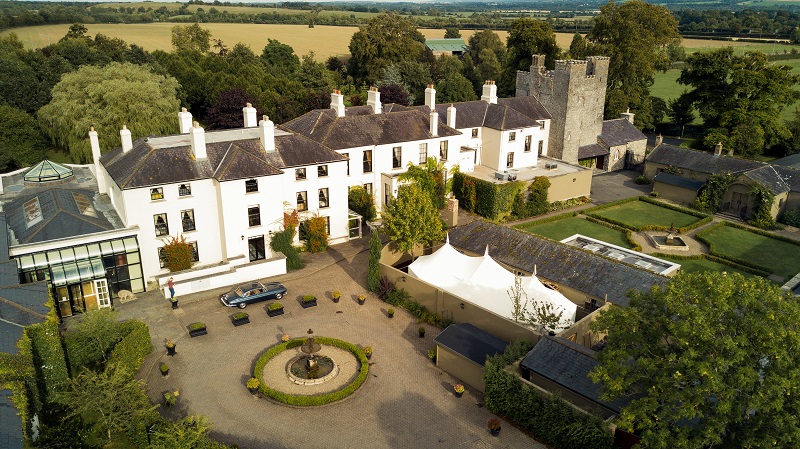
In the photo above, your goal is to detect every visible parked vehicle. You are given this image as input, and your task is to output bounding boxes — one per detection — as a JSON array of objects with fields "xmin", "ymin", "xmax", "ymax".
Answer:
[{"xmin": 219, "ymin": 282, "xmax": 286, "ymax": 309}]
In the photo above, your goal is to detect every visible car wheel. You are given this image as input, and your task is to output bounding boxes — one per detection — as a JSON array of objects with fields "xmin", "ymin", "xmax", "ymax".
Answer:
[
  {"xmin": 238, "ymin": 302, "xmax": 247, "ymax": 309},
  {"xmin": 275, "ymin": 293, "xmax": 283, "ymax": 299}
]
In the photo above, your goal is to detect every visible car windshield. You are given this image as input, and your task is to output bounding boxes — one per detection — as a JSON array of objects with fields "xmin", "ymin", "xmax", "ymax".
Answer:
[{"xmin": 234, "ymin": 288, "xmax": 244, "ymax": 297}]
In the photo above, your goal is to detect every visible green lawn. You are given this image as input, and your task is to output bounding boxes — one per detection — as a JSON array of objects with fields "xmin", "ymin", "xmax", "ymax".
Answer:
[
  {"xmin": 515, "ymin": 216, "xmax": 634, "ymax": 248},
  {"xmin": 697, "ymin": 225, "xmax": 800, "ymax": 279},
  {"xmin": 591, "ymin": 201, "xmax": 702, "ymax": 230},
  {"xmin": 660, "ymin": 255, "xmax": 759, "ymax": 279}
]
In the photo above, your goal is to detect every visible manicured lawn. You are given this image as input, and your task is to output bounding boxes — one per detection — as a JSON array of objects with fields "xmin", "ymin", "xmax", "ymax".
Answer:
[
  {"xmin": 697, "ymin": 225, "xmax": 800, "ymax": 279},
  {"xmin": 591, "ymin": 201, "xmax": 702, "ymax": 230},
  {"xmin": 660, "ymin": 256, "xmax": 760, "ymax": 280},
  {"xmin": 516, "ymin": 216, "xmax": 634, "ymax": 248}
]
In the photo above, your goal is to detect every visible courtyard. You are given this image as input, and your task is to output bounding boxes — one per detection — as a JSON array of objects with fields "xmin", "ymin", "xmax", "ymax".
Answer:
[{"xmin": 117, "ymin": 237, "xmax": 544, "ymax": 449}]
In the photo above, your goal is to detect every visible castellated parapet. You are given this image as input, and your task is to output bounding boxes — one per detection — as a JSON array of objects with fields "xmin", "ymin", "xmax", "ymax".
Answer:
[{"xmin": 517, "ymin": 56, "xmax": 609, "ymax": 164}]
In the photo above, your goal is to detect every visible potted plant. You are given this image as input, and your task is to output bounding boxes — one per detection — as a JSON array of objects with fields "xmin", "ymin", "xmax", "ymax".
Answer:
[
  {"xmin": 231, "ymin": 311, "xmax": 250, "ymax": 326},
  {"xmin": 281, "ymin": 334, "xmax": 291, "ymax": 342},
  {"xmin": 164, "ymin": 391, "xmax": 176, "ymax": 407},
  {"xmin": 331, "ymin": 290, "xmax": 341, "ymax": 303},
  {"xmin": 268, "ymin": 302, "xmax": 284, "ymax": 317},
  {"xmin": 170, "ymin": 298, "xmax": 178, "ymax": 310},
  {"xmin": 301, "ymin": 295, "xmax": 317, "ymax": 308},
  {"xmin": 246, "ymin": 377, "xmax": 260, "ymax": 394},
  {"xmin": 488, "ymin": 418, "xmax": 501, "ymax": 436},
  {"xmin": 357, "ymin": 294, "xmax": 366, "ymax": 305},
  {"xmin": 363, "ymin": 346, "xmax": 373, "ymax": 360},
  {"xmin": 453, "ymin": 384, "xmax": 465, "ymax": 398},
  {"xmin": 387, "ymin": 308, "xmax": 395, "ymax": 318},
  {"xmin": 188, "ymin": 322, "xmax": 207, "ymax": 337},
  {"xmin": 428, "ymin": 348, "xmax": 437, "ymax": 363},
  {"xmin": 160, "ymin": 363, "xmax": 169, "ymax": 377},
  {"xmin": 418, "ymin": 326, "xmax": 426, "ymax": 338},
  {"xmin": 165, "ymin": 339, "xmax": 176, "ymax": 356}
]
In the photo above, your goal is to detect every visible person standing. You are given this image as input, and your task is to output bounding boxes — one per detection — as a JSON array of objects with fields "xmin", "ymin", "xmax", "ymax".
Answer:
[{"xmin": 168, "ymin": 277, "xmax": 175, "ymax": 299}]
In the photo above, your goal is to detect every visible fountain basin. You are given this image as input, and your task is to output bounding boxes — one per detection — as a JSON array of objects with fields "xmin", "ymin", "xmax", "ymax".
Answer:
[
  {"xmin": 287, "ymin": 355, "xmax": 340, "ymax": 386},
  {"xmin": 647, "ymin": 234, "xmax": 690, "ymax": 251}
]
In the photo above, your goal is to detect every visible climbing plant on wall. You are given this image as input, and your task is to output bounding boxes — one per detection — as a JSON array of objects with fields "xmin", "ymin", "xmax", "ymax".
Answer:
[
  {"xmin": 749, "ymin": 182, "xmax": 776, "ymax": 229},
  {"xmin": 693, "ymin": 172, "xmax": 736, "ymax": 213}
]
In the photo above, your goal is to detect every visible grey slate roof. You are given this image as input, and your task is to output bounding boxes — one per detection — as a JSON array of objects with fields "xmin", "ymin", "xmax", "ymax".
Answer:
[
  {"xmin": 433, "ymin": 323, "xmax": 509, "ymax": 366},
  {"xmin": 599, "ymin": 118, "xmax": 647, "ymax": 147},
  {"xmin": 0, "ymin": 389, "xmax": 23, "ymax": 449},
  {"xmin": 448, "ymin": 221, "xmax": 668, "ymax": 307},
  {"xmin": 653, "ymin": 172, "xmax": 705, "ymax": 191},
  {"xmin": 497, "ymin": 96, "xmax": 552, "ymax": 122},
  {"xmin": 101, "ymin": 129, "xmax": 345, "ymax": 189},
  {"xmin": 772, "ymin": 165, "xmax": 800, "ymax": 193},
  {"xmin": 743, "ymin": 166, "xmax": 791, "ymax": 194},
  {"xmin": 771, "ymin": 154, "xmax": 800, "ymax": 169},
  {"xmin": 647, "ymin": 145, "xmax": 764, "ymax": 175},
  {"xmin": 520, "ymin": 336, "xmax": 629, "ymax": 413},
  {"xmin": 0, "ymin": 215, "xmax": 8, "ymax": 262},
  {"xmin": 5, "ymin": 189, "xmax": 118, "ymax": 244},
  {"xmin": 578, "ymin": 144, "xmax": 609, "ymax": 159},
  {"xmin": 283, "ymin": 108, "xmax": 461, "ymax": 150}
]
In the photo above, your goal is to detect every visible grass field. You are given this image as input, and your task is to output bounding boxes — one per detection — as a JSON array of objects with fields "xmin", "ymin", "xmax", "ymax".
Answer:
[
  {"xmin": 0, "ymin": 23, "xmax": 519, "ymax": 60},
  {"xmin": 697, "ymin": 225, "xmax": 800, "ymax": 279},
  {"xmin": 515, "ymin": 216, "xmax": 634, "ymax": 248},
  {"xmin": 591, "ymin": 201, "xmax": 702, "ymax": 230},
  {"xmin": 660, "ymin": 255, "xmax": 760, "ymax": 279}
]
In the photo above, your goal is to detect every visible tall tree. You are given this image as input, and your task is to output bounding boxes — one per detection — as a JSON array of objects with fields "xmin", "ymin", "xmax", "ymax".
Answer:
[
  {"xmin": 591, "ymin": 272, "xmax": 800, "ymax": 449},
  {"xmin": 567, "ymin": 32, "xmax": 589, "ymax": 59},
  {"xmin": 171, "ymin": 23, "xmax": 211, "ymax": 53},
  {"xmin": 437, "ymin": 73, "xmax": 478, "ymax": 103},
  {"xmin": 667, "ymin": 92, "xmax": 695, "ymax": 138},
  {"xmin": 382, "ymin": 183, "xmax": 444, "ymax": 256},
  {"xmin": 261, "ymin": 39, "xmax": 300, "ymax": 73},
  {"xmin": 205, "ymin": 88, "xmax": 259, "ymax": 130},
  {"xmin": 587, "ymin": 0, "xmax": 680, "ymax": 130},
  {"xmin": 467, "ymin": 29, "xmax": 505, "ymax": 67},
  {"xmin": 38, "ymin": 62, "xmax": 180, "ymax": 162},
  {"xmin": 443, "ymin": 27, "xmax": 461, "ymax": 39},
  {"xmin": 678, "ymin": 48, "xmax": 800, "ymax": 158},
  {"xmin": 347, "ymin": 12, "xmax": 426, "ymax": 83},
  {"xmin": 499, "ymin": 18, "xmax": 560, "ymax": 96},
  {"xmin": 0, "ymin": 105, "xmax": 47, "ymax": 172}
]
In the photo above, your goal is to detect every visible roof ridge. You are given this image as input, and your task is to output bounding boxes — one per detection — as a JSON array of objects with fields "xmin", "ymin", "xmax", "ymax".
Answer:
[
  {"xmin": 0, "ymin": 295, "xmax": 48, "ymax": 321},
  {"xmin": 213, "ymin": 142, "xmax": 239, "ymax": 181},
  {"xmin": 545, "ymin": 336, "xmax": 596, "ymax": 359}
]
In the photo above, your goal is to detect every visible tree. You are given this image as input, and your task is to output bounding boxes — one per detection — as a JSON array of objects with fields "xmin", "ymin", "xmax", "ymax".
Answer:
[
  {"xmin": 567, "ymin": 32, "xmax": 589, "ymax": 59},
  {"xmin": 508, "ymin": 274, "xmax": 565, "ymax": 332},
  {"xmin": 474, "ymin": 48, "xmax": 502, "ymax": 89},
  {"xmin": 437, "ymin": 73, "xmax": 477, "ymax": 103},
  {"xmin": 348, "ymin": 185, "xmax": 377, "ymax": 222},
  {"xmin": 444, "ymin": 27, "xmax": 461, "ymax": 39},
  {"xmin": 63, "ymin": 308, "xmax": 121, "ymax": 370},
  {"xmin": 0, "ymin": 105, "xmax": 47, "ymax": 172},
  {"xmin": 587, "ymin": 0, "xmax": 681, "ymax": 130},
  {"xmin": 398, "ymin": 157, "xmax": 446, "ymax": 209},
  {"xmin": 500, "ymin": 18, "xmax": 560, "ymax": 95},
  {"xmin": 205, "ymin": 88, "xmax": 259, "ymax": 130},
  {"xmin": 347, "ymin": 12, "xmax": 426, "ymax": 83},
  {"xmin": 149, "ymin": 415, "xmax": 214, "ymax": 449},
  {"xmin": 667, "ymin": 92, "xmax": 694, "ymax": 138},
  {"xmin": 38, "ymin": 62, "xmax": 179, "ymax": 163},
  {"xmin": 467, "ymin": 29, "xmax": 505, "ymax": 67},
  {"xmin": 300, "ymin": 215, "xmax": 328, "ymax": 253},
  {"xmin": 367, "ymin": 230, "xmax": 381, "ymax": 292},
  {"xmin": 56, "ymin": 363, "xmax": 156, "ymax": 443},
  {"xmin": 590, "ymin": 272, "xmax": 800, "ymax": 449},
  {"xmin": 171, "ymin": 23, "xmax": 211, "ymax": 53},
  {"xmin": 261, "ymin": 39, "xmax": 300, "ymax": 73},
  {"xmin": 678, "ymin": 48, "xmax": 800, "ymax": 158},
  {"xmin": 382, "ymin": 183, "xmax": 444, "ymax": 256},
  {"xmin": 378, "ymin": 84, "xmax": 410, "ymax": 106},
  {"xmin": 160, "ymin": 235, "xmax": 195, "ymax": 272}
]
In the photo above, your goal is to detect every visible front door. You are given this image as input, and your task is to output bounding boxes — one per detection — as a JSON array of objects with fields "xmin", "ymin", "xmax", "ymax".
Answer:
[
  {"xmin": 95, "ymin": 279, "xmax": 111, "ymax": 309},
  {"xmin": 732, "ymin": 192, "xmax": 750, "ymax": 218},
  {"xmin": 82, "ymin": 281, "xmax": 98, "ymax": 310}
]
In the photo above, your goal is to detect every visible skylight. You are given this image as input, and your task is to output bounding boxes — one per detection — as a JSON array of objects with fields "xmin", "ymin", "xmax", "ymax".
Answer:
[
  {"xmin": 23, "ymin": 197, "xmax": 43, "ymax": 227},
  {"xmin": 23, "ymin": 160, "xmax": 73, "ymax": 182},
  {"xmin": 73, "ymin": 193, "xmax": 97, "ymax": 217}
]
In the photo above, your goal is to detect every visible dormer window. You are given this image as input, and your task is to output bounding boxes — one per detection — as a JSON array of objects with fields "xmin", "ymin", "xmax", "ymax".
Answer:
[
  {"xmin": 295, "ymin": 168, "xmax": 306, "ymax": 180},
  {"xmin": 23, "ymin": 198, "xmax": 43, "ymax": 228},
  {"xmin": 150, "ymin": 187, "xmax": 164, "ymax": 200},
  {"xmin": 179, "ymin": 184, "xmax": 191, "ymax": 196},
  {"xmin": 318, "ymin": 165, "xmax": 328, "ymax": 177}
]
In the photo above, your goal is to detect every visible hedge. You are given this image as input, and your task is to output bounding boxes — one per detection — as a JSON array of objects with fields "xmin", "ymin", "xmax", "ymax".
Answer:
[
  {"xmin": 2, "ymin": 338, "xmax": 37, "ymax": 446},
  {"xmin": 254, "ymin": 337, "xmax": 369, "ymax": 406},
  {"xmin": 515, "ymin": 211, "xmax": 578, "ymax": 228},
  {"xmin": 385, "ymin": 287, "xmax": 453, "ymax": 328},
  {"xmin": 586, "ymin": 197, "xmax": 712, "ymax": 233},
  {"xmin": 25, "ymin": 321, "xmax": 69, "ymax": 406},
  {"xmin": 452, "ymin": 172, "xmax": 523, "ymax": 221},
  {"xmin": 650, "ymin": 252, "xmax": 772, "ymax": 277},
  {"xmin": 484, "ymin": 341, "xmax": 613, "ymax": 449},
  {"xmin": 695, "ymin": 222, "xmax": 800, "ymax": 274},
  {"xmin": 107, "ymin": 320, "xmax": 152, "ymax": 375}
]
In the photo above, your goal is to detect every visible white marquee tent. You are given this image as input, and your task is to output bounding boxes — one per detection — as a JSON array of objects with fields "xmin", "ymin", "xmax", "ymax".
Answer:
[{"xmin": 408, "ymin": 237, "xmax": 577, "ymax": 330}]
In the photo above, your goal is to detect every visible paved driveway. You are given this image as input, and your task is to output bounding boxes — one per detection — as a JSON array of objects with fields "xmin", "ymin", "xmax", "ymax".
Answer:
[
  {"xmin": 119, "ymin": 237, "xmax": 546, "ymax": 449},
  {"xmin": 590, "ymin": 169, "xmax": 651, "ymax": 205}
]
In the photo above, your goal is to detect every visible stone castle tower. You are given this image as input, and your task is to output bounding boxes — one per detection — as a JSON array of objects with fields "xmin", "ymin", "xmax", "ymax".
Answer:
[{"xmin": 516, "ymin": 55, "xmax": 610, "ymax": 164}]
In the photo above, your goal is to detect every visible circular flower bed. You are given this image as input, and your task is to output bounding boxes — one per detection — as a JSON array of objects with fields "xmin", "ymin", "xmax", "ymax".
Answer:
[{"xmin": 253, "ymin": 337, "xmax": 369, "ymax": 406}]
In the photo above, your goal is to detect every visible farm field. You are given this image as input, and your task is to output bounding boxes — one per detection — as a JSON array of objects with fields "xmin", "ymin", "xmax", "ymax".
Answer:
[
  {"xmin": 515, "ymin": 216, "xmax": 634, "ymax": 248},
  {"xmin": 1, "ymin": 23, "xmax": 519, "ymax": 60},
  {"xmin": 697, "ymin": 224, "xmax": 800, "ymax": 280},
  {"xmin": 590, "ymin": 200, "xmax": 702, "ymax": 230}
]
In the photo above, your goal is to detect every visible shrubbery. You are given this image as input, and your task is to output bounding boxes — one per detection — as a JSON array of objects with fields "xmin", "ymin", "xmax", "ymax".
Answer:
[
  {"xmin": 452, "ymin": 172, "xmax": 524, "ymax": 221},
  {"xmin": 270, "ymin": 225, "xmax": 304, "ymax": 270},
  {"xmin": 348, "ymin": 185, "xmax": 377, "ymax": 221},
  {"xmin": 512, "ymin": 176, "xmax": 550, "ymax": 219},
  {"xmin": 301, "ymin": 215, "xmax": 329, "ymax": 253},
  {"xmin": 161, "ymin": 234, "xmax": 195, "ymax": 272}
]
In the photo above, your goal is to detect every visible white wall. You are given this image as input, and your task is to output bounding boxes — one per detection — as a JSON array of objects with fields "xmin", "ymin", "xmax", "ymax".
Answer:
[
  {"xmin": 160, "ymin": 254, "xmax": 287, "ymax": 298},
  {"xmin": 281, "ymin": 160, "xmax": 350, "ymax": 244},
  {"xmin": 480, "ymin": 127, "xmax": 541, "ymax": 172},
  {"xmin": 218, "ymin": 176, "xmax": 285, "ymax": 264}
]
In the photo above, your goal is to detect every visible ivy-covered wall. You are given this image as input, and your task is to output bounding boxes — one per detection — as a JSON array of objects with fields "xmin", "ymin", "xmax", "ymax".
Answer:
[{"xmin": 452, "ymin": 172, "xmax": 524, "ymax": 221}]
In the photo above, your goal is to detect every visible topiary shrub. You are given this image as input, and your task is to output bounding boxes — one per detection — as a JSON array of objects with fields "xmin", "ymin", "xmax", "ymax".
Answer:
[{"xmin": 161, "ymin": 234, "xmax": 194, "ymax": 272}]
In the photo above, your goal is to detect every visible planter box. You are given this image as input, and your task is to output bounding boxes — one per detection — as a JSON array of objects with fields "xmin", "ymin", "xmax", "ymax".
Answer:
[
  {"xmin": 231, "ymin": 314, "xmax": 250, "ymax": 326},
  {"xmin": 188, "ymin": 323, "xmax": 207, "ymax": 337},
  {"xmin": 301, "ymin": 299, "xmax": 317, "ymax": 309},
  {"xmin": 267, "ymin": 308, "xmax": 284, "ymax": 317}
]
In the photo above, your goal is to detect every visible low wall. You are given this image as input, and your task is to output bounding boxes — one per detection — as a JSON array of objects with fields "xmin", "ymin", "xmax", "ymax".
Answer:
[
  {"xmin": 547, "ymin": 168, "xmax": 592, "ymax": 202},
  {"xmin": 558, "ymin": 303, "xmax": 610, "ymax": 349},
  {"xmin": 158, "ymin": 253, "xmax": 287, "ymax": 299},
  {"xmin": 437, "ymin": 346, "xmax": 488, "ymax": 391}
]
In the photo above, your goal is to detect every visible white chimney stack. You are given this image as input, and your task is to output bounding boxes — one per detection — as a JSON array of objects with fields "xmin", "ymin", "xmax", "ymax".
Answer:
[
  {"xmin": 243, "ymin": 103, "xmax": 258, "ymax": 128},
  {"xmin": 89, "ymin": 126, "xmax": 107, "ymax": 194},
  {"xmin": 620, "ymin": 108, "xmax": 635, "ymax": 125},
  {"xmin": 120, "ymin": 124, "xmax": 132, "ymax": 153},
  {"xmin": 425, "ymin": 84, "xmax": 436, "ymax": 110},
  {"xmin": 481, "ymin": 80, "xmax": 497, "ymax": 104},
  {"xmin": 430, "ymin": 111, "xmax": 439, "ymax": 137},
  {"xmin": 190, "ymin": 121, "xmax": 207, "ymax": 159},
  {"xmin": 260, "ymin": 115, "xmax": 275, "ymax": 152},
  {"xmin": 446, "ymin": 104, "xmax": 457, "ymax": 129},
  {"xmin": 178, "ymin": 107, "xmax": 193, "ymax": 134},
  {"xmin": 367, "ymin": 86, "xmax": 382, "ymax": 114},
  {"xmin": 714, "ymin": 141, "xmax": 723, "ymax": 156},
  {"xmin": 330, "ymin": 90, "xmax": 345, "ymax": 118}
]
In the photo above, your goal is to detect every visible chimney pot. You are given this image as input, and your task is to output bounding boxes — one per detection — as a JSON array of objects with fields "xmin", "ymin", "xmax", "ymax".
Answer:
[
  {"xmin": 481, "ymin": 81, "xmax": 497, "ymax": 104},
  {"xmin": 714, "ymin": 141, "xmax": 723, "ymax": 156},
  {"xmin": 425, "ymin": 84, "xmax": 436, "ymax": 110},
  {"xmin": 330, "ymin": 91, "xmax": 345, "ymax": 118},
  {"xmin": 367, "ymin": 86, "xmax": 382, "ymax": 114},
  {"xmin": 430, "ymin": 111, "xmax": 439, "ymax": 137},
  {"xmin": 260, "ymin": 116, "xmax": 275, "ymax": 152},
  {"xmin": 446, "ymin": 104, "xmax": 457, "ymax": 129},
  {"xmin": 190, "ymin": 122, "xmax": 207, "ymax": 159}
]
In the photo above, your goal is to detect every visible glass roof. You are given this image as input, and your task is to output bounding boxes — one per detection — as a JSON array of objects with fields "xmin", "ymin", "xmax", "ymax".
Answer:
[{"xmin": 24, "ymin": 160, "xmax": 73, "ymax": 182}]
